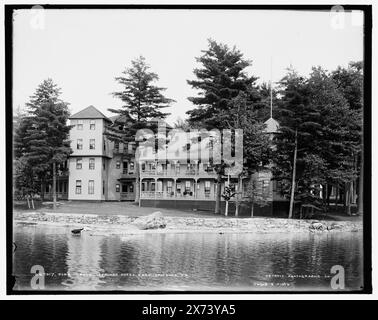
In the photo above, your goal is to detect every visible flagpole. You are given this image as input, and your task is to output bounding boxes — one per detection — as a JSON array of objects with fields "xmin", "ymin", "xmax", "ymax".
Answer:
[{"xmin": 270, "ymin": 56, "xmax": 273, "ymax": 118}]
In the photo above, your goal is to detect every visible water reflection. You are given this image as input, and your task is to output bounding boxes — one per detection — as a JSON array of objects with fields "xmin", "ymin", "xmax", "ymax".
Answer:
[
  {"xmin": 13, "ymin": 225, "xmax": 363, "ymax": 291},
  {"xmin": 62, "ymin": 233, "xmax": 105, "ymax": 290}
]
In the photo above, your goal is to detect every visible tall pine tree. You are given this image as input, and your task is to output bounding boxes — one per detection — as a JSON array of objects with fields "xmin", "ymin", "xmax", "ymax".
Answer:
[
  {"xmin": 187, "ymin": 39, "xmax": 266, "ymax": 214},
  {"xmin": 309, "ymin": 66, "xmax": 361, "ymax": 215},
  {"xmin": 107, "ymin": 56, "xmax": 174, "ymax": 204},
  {"xmin": 331, "ymin": 62, "xmax": 363, "ymax": 215},
  {"xmin": 14, "ymin": 79, "xmax": 72, "ymax": 209},
  {"xmin": 273, "ymin": 68, "xmax": 323, "ymax": 218}
]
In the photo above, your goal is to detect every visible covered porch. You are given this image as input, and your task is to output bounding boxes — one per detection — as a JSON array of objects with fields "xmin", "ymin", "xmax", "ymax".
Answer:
[{"xmin": 140, "ymin": 177, "xmax": 230, "ymax": 200}]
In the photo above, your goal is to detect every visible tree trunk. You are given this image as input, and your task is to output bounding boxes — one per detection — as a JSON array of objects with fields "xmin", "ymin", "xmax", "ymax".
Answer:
[
  {"xmin": 250, "ymin": 201, "xmax": 254, "ymax": 217},
  {"xmin": 225, "ymin": 201, "xmax": 229, "ymax": 217},
  {"xmin": 353, "ymin": 153, "xmax": 358, "ymax": 203},
  {"xmin": 52, "ymin": 162, "xmax": 57, "ymax": 210},
  {"xmin": 336, "ymin": 185, "xmax": 340, "ymax": 205},
  {"xmin": 358, "ymin": 149, "xmax": 363, "ymax": 215},
  {"xmin": 345, "ymin": 182, "xmax": 352, "ymax": 216},
  {"xmin": 235, "ymin": 176, "xmax": 242, "ymax": 217},
  {"xmin": 135, "ymin": 162, "xmax": 140, "ymax": 205},
  {"xmin": 215, "ymin": 174, "xmax": 222, "ymax": 214},
  {"xmin": 41, "ymin": 180, "xmax": 45, "ymax": 201},
  {"xmin": 288, "ymin": 129, "xmax": 298, "ymax": 219}
]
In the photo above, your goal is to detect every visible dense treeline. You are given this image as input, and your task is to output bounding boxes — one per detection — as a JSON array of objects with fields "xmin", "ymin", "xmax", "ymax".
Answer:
[{"xmin": 185, "ymin": 40, "xmax": 363, "ymax": 217}]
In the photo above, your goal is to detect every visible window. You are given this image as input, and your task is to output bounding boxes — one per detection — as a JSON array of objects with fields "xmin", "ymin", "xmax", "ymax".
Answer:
[
  {"xmin": 77, "ymin": 120, "xmax": 83, "ymax": 130},
  {"xmin": 102, "ymin": 180, "xmax": 105, "ymax": 195},
  {"xmin": 89, "ymin": 139, "xmax": 95, "ymax": 150},
  {"xmin": 176, "ymin": 183, "xmax": 181, "ymax": 194},
  {"xmin": 89, "ymin": 158, "xmax": 95, "ymax": 170},
  {"xmin": 115, "ymin": 184, "xmax": 120, "ymax": 192},
  {"xmin": 262, "ymin": 180, "xmax": 270, "ymax": 195},
  {"xmin": 123, "ymin": 161, "xmax": 128, "ymax": 174},
  {"xmin": 129, "ymin": 184, "xmax": 134, "ymax": 193},
  {"xmin": 88, "ymin": 180, "xmax": 94, "ymax": 194},
  {"xmin": 141, "ymin": 163, "xmax": 146, "ymax": 171},
  {"xmin": 75, "ymin": 180, "xmax": 82, "ymax": 194},
  {"xmin": 90, "ymin": 120, "xmax": 95, "ymax": 130},
  {"xmin": 185, "ymin": 181, "xmax": 191, "ymax": 192},
  {"xmin": 77, "ymin": 139, "xmax": 83, "ymax": 150},
  {"xmin": 151, "ymin": 182, "xmax": 155, "ymax": 192},
  {"xmin": 76, "ymin": 158, "xmax": 82, "ymax": 169},
  {"xmin": 205, "ymin": 181, "xmax": 211, "ymax": 193},
  {"xmin": 128, "ymin": 143, "xmax": 134, "ymax": 153},
  {"xmin": 116, "ymin": 161, "xmax": 120, "ymax": 169},
  {"xmin": 114, "ymin": 141, "xmax": 119, "ymax": 152},
  {"xmin": 103, "ymin": 161, "xmax": 105, "ymax": 170},
  {"xmin": 167, "ymin": 180, "xmax": 173, "ymax": 193},
  {"xmin": 129, "ymin": 162, "xmax": 134, "ymax": 171}
]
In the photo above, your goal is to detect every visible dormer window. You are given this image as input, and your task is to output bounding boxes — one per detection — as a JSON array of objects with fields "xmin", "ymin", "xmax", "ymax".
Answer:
[
  {"xmin": 90, "ymin": 120, "xmax": 95, "ymax": 130},
  {"xmin": 77, "ymin": 120, "xmax": 83, "ymax": 130}
]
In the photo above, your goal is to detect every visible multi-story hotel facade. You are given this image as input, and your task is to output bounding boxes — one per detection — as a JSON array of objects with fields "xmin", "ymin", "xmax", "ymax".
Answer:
[{"xmin": 48, "ymin": 105, "xmax": 286, "ymax": 216}]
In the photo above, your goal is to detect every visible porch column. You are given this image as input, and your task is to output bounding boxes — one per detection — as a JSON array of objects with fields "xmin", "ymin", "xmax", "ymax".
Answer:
[
  {"xmin": 154, "ymin": 177, "xmax": 157, "ymax": 200},
  {"xmin": 194, "ymin": 160, "xmax": 199, "ymax": 175},
  {"xmin": 173, "ymin": 178, "xmax": 177, "ymax": 198}
]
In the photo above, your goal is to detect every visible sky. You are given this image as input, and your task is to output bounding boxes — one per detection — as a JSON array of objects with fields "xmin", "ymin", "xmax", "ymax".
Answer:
[{"xmin": 13, "ymin": 9, "xmax": 364, "ymax": 124}]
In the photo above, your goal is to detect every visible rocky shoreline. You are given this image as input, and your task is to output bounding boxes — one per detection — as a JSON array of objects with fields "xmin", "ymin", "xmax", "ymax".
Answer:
[{"xmin": 13, "ymin": 211, "xmax": 362, "ymax": 236}]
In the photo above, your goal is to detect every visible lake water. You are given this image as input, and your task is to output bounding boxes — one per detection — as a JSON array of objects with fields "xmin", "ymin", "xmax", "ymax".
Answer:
[{"xmin": 12, "ymin": 224, "xmax": 364, "ymax": 291}]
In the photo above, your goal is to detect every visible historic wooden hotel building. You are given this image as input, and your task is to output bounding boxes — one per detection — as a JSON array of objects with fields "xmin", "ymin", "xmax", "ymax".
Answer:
[{"xmin": 52, "ymin": 105, "xmax": 283, "ymax": 215}]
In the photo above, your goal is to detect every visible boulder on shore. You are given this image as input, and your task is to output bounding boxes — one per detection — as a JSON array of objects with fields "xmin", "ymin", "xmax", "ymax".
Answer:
[
  {"xmin": 309, "ymin": 222, "xmax": 325, "ymax": 231},
  {"xmin": 133, "ymin": 211, "xmax": 167, "ymax": 230}
]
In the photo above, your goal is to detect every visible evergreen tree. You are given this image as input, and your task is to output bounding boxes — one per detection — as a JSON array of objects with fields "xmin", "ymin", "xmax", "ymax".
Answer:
[
  {"xmin": 107, "ymin": 56, "xmax": 174, "ymax": 204},
  {"xmin": 273, "ymin": 68, "xmax": 322, "ymax": 218},
  {"xmin": 274, "ymin": 66, "xmax": 362, "ymax": 218},
  {"xmin": 187, "ymin": 39, "xmax": 261, "ymax": 128},
  {"xmin": 187, "ymin": 40, "xmax": 267, "ymax": 215},
  {"xmin": 331, "ymin": 62, "xmax": 363, "ymax": 215},
  {"xmin": 309, "ymin": 66, "xmax": 361, "ymax": 215},
  {"xmin": 14, "ymin": 79, "xmax": 72, "ymax": 209},
  {"xmin": 26, "ymin": 78, "xmax": 62, "ymax": 110}
]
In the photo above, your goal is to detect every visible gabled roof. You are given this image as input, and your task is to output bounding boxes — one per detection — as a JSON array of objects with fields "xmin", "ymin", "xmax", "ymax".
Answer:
[
  {"xmin": 264, "ymin": 117, "xmax": 279, "ymax": 134},
  {"xmin": 70, "ymin": 105, "xmax": 111, "ymax": 122}
]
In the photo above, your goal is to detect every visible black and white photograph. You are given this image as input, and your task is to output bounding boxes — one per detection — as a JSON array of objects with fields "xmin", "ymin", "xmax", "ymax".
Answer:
[{"xmin": 5, "ymin": 4, "xmax": 371, "ymax": 294}]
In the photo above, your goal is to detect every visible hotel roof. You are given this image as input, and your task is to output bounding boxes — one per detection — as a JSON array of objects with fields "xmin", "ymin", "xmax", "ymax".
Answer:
[{"xmin": 69, "ymin": 105, "xmax": 111, "ymax": 122}]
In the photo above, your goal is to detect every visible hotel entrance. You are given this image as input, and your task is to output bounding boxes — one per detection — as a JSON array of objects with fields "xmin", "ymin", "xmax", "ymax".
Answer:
[{"xmin": 120, "ymin": 181, "xmax": 135, "ymax": 201}]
